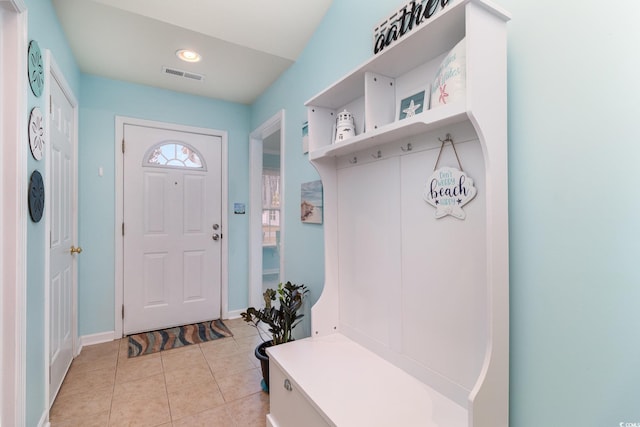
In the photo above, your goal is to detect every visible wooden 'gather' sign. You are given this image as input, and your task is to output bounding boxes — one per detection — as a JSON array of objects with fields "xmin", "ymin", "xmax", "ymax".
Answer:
[{"xmin": 373, "ymin": 0, "xmax": 453, "ymax": 55}]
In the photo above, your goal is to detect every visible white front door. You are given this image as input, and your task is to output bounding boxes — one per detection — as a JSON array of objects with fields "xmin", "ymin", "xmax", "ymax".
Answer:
[
  {"xmin": 123, "ymin": 124, "xmax": 222, "ymax": 334},
  {"xmin": 49, "ymin": 72, "xmax": 76, "ymax": 404}
]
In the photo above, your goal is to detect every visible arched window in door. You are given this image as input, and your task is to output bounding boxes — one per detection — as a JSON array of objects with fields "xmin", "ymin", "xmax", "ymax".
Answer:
[{"xmin": 143, "ymin": 141, "xmax": 207, "ymax": 170}]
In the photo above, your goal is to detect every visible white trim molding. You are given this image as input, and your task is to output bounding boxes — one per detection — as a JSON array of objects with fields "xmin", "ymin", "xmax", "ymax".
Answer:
[
  {"xmin": 77, "ymin": 331, "xmax": 117, "ymax": 352},
  {"xmin": 225, "ymin": 309, "xmax": 245, "ymax": 320},
  {"xmin": 1, "ymin": 2, "xmax": 27, "ymax": 426},
  {"xmin": 248, "ymin": 110, "xmax": 285, "ymax": 309},
  {"xmin": 0, "ymin": 0, "xmax": 26, "ymax": 12}
]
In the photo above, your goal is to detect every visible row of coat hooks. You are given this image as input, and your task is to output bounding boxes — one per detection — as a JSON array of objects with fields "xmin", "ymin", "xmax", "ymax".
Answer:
[{"xmin": 347, "ymin": 134, "xmax": 455, "ymax": 165}]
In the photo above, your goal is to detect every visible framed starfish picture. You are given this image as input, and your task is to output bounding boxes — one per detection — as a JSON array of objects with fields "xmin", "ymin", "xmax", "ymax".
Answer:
[{"xmin": 398, "ymin": 90, "xmax": 426, "ymax": 120}]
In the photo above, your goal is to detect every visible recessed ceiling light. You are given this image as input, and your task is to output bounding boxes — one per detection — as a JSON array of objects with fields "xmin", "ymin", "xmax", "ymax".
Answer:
[{"xmin": 176, "ymin": 49, "xmax": 201, "ymax": 63}]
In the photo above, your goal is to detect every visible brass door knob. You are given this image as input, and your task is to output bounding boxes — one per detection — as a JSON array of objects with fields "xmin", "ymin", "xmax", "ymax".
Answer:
[{"xmin": 70, "ymin": 246, "xmax": 83, "ymax": 254}]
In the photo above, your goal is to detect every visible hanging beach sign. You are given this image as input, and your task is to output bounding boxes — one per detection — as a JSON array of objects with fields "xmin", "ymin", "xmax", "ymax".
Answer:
[
  {"xmin": 424, "ymin": 167, "xmax": 476, "ymax": 219},
  {"xmin": 423, "ymin": 134, "xmax": 476, "ymax": 219}
]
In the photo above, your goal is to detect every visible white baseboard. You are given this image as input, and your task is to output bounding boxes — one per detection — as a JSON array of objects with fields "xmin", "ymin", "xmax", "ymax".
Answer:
[
  {"xmin": 77, "ymin": 331, "xmax": 117, "ymax": 354},
  {"xmin": 225, "ymin": 309, "xmax": 245, "ymax": 320},
  {"xmin": 38, "ymin": 411, "xmax": 49, "ymax": 427}
]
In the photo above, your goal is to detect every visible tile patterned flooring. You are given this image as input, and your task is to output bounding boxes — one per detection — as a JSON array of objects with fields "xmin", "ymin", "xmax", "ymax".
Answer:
[{"xmin": 50, "ymin": 318, "xmax": 270, "ymax": 426}]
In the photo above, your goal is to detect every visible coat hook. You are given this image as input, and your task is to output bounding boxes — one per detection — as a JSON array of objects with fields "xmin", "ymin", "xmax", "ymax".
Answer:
[
  {"xmin": 349, "ymin": 156, "xmax": 358, "ymax": 164},
  {"xmin": 434, "ymin": 133, "xmax": 463, "ymax": 172},
  {"xmin": 438, "ymin": 133, "xmax": 454, "ymax": 144},
  {"xmin": 401, "ymin": 143, "xmax": 413, "ymax": 152},
  {"xmin": 371, "ymin": 150, "xmax": 382, "ymax": 159}
]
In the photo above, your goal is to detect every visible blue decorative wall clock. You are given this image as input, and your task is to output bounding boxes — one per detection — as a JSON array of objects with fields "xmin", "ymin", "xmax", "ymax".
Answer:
[
  {"xmin": 28, "ymin": 170, "xmax": 45, "ymax": 223},
  {"xmin": 28, "ymin": 40, "xmax": 44, "ymax": 97}
]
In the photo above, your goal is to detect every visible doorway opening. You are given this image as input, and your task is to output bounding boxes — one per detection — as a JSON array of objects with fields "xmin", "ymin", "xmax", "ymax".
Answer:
[{"xmin": 249, "ymin": 111, "xmax": 284, "ymax": 308}]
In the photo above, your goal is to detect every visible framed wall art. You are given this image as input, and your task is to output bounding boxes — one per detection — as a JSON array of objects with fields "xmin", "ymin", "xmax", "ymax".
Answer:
[
  {"xmin": 398, "ymin": 89, "xmax": 427, "ymax": 120},
  {"xmin": 302, "ymin": 120, "xmax": 309, "ymax": 154},
  {"xmin": 301, "ymin": 180, "xmax": 323, "ymax": 224}
]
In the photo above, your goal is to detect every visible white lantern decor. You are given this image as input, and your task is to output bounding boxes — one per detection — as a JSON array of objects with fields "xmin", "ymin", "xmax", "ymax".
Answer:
[{"xmin": 334, "ymin": 109, "xmax": 356, "ymax": 143}]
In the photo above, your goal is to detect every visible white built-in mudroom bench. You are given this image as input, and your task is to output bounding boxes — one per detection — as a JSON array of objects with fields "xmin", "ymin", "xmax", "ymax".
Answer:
[{"xmin": 267, "ymin": 1, "xmax": 510, "ymax": 426}]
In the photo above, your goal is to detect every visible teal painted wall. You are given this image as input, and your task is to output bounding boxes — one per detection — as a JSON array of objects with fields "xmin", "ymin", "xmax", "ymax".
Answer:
[
  {"xmin": 78, "ymin": 75, "xmax": 252, "ymax": 336},
  {"xmin": 252, "ymin": 0, "xmax": 640, "ymax": 425},
  {"xmin": 24, "ymin": 0, "xmax": 81, "ymax": 425},
  {"xmin": 499, "ymin": 0, "xmax": 640, "ymax": 425}
]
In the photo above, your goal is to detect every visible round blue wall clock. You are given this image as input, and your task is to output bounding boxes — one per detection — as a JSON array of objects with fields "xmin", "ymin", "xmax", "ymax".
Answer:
[
  {"xmin": 28, "ymin": 40, "xmax": 44, "ymax": 97},
  {"xmin": 28, "ymin": 170, "xmax": 45, "ymax": 223}
]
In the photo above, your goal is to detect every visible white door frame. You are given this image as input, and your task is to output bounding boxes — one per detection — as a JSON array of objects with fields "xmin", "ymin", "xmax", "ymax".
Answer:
[
  {"xmin": 44, "ymin": 50, "xmax": 79, "ymax": 409},
  {"xmin": 0, "ymin": 1, "xmax": 27, "ymax": 425},
  {"xmin": 248, "ymin": 110, "xmax": 285, "ymax": 308},
  {"xmin": 115, "ymin": 117, "xmax": 229, "ymax": 336}
]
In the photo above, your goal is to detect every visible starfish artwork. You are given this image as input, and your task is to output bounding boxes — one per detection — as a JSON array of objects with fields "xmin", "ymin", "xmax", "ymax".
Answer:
[
  {"xmin": 438, "ymin": 84, "xmax": 449, "ymax": 104},
  {"xmin": 402, "ymin": 99, "xmax": 421, "ymax": 118}
]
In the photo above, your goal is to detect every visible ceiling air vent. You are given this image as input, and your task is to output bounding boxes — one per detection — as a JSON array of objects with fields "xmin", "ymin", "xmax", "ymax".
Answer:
[{"xmin": 162, "ymin": 66, "xmax": 204, "ymax": 82}]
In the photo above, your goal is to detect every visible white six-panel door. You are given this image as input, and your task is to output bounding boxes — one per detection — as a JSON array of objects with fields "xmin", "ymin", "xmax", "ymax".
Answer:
[
  {"xmin": 49, "ymin": 72, "xmax": 75, "ymax": 404},
  {"xmin": 123, "ymin": 124, "xmax": 222, "ymax": 334}
]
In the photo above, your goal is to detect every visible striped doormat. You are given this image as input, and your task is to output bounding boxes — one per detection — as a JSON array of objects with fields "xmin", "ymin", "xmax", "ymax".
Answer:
[{"xmin": 127, "ymin": 319, "xmax": 233, "ymax": 358}]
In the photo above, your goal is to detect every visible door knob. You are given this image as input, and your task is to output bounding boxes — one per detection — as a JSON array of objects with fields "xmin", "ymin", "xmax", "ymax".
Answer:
[
  {"xmin": 212, "ymin": 234, "xmax": 220, "ymax": 241},
  {"xmin": 70, "ymin": 245, "xmax": 83, "ymax": 254},
  {"xmin": 212, "ymin": 224, "xmax": 219, "ymax": 230}
]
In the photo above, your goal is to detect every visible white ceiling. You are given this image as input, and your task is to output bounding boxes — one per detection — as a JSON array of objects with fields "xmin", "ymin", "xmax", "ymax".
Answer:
[{"xmin": 51, "ymin": 0, "xmax": 333, "ymax": 104}]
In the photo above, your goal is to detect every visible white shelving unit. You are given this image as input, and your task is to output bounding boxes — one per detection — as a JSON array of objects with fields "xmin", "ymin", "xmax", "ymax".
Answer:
[{"xmin": 267, "ymin": 1, "xmax": 510, "ymax": 426}]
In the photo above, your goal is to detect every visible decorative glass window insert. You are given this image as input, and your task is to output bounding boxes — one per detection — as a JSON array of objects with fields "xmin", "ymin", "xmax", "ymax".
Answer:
[{"xmin": 144, "ymin": 141, "xmax": 206, "ymax": 170}]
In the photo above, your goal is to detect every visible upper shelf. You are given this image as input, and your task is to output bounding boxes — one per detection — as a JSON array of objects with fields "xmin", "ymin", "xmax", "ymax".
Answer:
[
  {"xmin": 304, "ymin": 0, "xmax": 510, "ymax": 110},
  {"xmin": 309, "ymin": 103, "xmax": 468, "ymax": 160}
]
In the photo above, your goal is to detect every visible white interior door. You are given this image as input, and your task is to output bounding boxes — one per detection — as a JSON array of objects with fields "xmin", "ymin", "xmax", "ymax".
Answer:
[
  {"xmin": 123, "ymin": 124, "xmax": 222, "ymax": 334},
  {"xmin": 49, "ymin": 72, "xmax": 76, "ymax": 404}
]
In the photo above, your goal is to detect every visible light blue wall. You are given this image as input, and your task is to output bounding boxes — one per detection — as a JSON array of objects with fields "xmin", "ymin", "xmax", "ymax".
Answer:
[
  {"xmin": 24, "ymin": 0, "xmax": 81, "ymax": 425},
  {"xmin": 500, "ymin": 0, "xmax": 640, "ymax": 424},
  {"xmin": 252, "ymin": 0, "xmax": 640, "ymax": 425},
  {"xmin": 78, "ymin": 75, "xmax": 252, "ymax": 335}
]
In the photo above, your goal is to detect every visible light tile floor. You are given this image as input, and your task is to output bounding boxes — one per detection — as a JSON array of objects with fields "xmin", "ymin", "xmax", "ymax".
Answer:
[{"xmin": 50, "ymin": 318, "xmax": 271, "ymax": 427}]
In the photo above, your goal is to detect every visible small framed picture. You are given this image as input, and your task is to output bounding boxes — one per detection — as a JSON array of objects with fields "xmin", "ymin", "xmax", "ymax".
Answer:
[
  {"xmin": 398, "ymin": 89, "xmax": 427, "ymax": 120},
  {"xmin": 301, "ymin": 180, "xmax": 323, "ymax": 224},
  {"xmin": 302, "ymin": 121, "xmax": 309, "ymax": 154}
]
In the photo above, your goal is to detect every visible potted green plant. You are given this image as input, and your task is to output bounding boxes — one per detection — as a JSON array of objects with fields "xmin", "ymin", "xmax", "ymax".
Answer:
[{"xmin": 241, "ymin": 281, "xmax": 308, "ymax": 391}]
